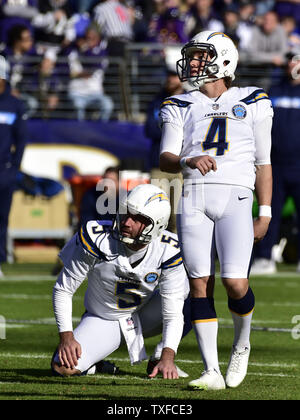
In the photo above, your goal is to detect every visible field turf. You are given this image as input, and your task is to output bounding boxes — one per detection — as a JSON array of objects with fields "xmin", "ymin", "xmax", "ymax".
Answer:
[{"xmin": 0, "ymin": 262, "xmax": 300, "ymax": 402}]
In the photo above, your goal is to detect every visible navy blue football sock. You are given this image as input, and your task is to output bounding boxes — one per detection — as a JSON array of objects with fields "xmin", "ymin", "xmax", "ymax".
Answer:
[
  {"xmin": 191, "ymin": 296, "xmax": 217, "ymax": 323},
  {"xmin": 182, "ymin": 294, "xmax": 192, "ymax": 337},
  {"xmin": 228, "ymin": 287, "xmax": 255, "ymax": 316}
]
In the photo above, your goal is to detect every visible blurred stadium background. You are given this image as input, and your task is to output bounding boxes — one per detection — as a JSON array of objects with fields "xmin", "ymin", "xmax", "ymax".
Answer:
[{"xmin": 1, "ymin": 0, "xmax": 298, "ymax": 267}]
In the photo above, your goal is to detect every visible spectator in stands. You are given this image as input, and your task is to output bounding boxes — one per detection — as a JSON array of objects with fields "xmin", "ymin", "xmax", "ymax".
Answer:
[
  {"xmin": 70, "ymin": 0, "xmax": 99, "ymax": 14},
  {"xmin": 144, "ymin": 68, "xmax": 185, "ymax": 233},
  {"xmin": 3, "ymin": 24, "xmax": 40, "ymax": 117},
  {"xmin": 275, "ymin": 0, "xmax": 300, "ymax": 29},
  {"xmin": 127, "ymin": 0, "xmax": 150, "ymax": 42},
  {"xmin": 67, "ymin": 24, "xmax": 114, "ymax": 121},
  {"xmin": 59, "ymin": 12, "xmax": 92, "ymax": 46},
  {"xmin": 37, "ymin": 56, "xmax": 63, "ymax": 117},
  {"xmin": 92, "ymin": 0, "xmax": 133, "ymax": 57},
  {"xmin": 222, "ymin": 6, "xmax": 240, "ymax": 46},
  {"xmin": 31, "ymin": 0, "xmax": 74, "ymax": 59},
  {"xmin": 236, "ymin": 0, "xmax": 257, "ymax": 57},
  {"xmin": 0, "ymin": 55, "xmax": 27, "ymax": 277},
  {"xmin": 186, "ymin": 0, "xmax": 224, "ymax": 38},
  {"xmin": 130, "ymin": 0, "xmax": 159, "ymax": 27},
  {"xmin": 246, "ymin": 11, "xmax": 288, "ymax": 66},
  {"xmin": 79, "ymin": 166, "xmax": 121, "ymax": 226},
  {"xmin": 281, "ymin": 15, "xmax": 300, "ymax": 53},
  {"xmin": 146, "ymin": 0, "xmax": 191, "ymax": 44},
  {"xmin": 0, "ymin": 0, "xmax": 38, "ymax": 45},
  {"xmin": 238, "ymin": 0, "xmax": 256, "ymax": 23},
  {"xmin": 255, "ymin": 0, "xmax": 275, "ymax": 17},
  {"xmin": 185, "ymin": 0, "xmax": 196, "ymax": 6},
  {"xmin": 224, "ymin": 3, "xmax": 259, "ymax": 56},
  {"xmin": 251, "ymin": 51, "xmax": 300, "ymax": 274},
  {"xmin": 144, "ymin": 68, "xmax": 184, "ymax": 170}
]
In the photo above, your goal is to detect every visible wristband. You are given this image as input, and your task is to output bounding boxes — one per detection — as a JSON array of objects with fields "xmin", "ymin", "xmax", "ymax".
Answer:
[
  {"xmin": 259, "ymin": 205, "xmax": 272, "ymax": 218},
  {"xmin": 179, "ymin": 157, "xmax": 190, "ymax": 169}
]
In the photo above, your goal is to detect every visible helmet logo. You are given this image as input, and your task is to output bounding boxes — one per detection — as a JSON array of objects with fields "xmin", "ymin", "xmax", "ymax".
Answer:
[
  {"xmin": 145, "ymin": 192, "xmax": 169, "ymax": 206},
  {"xmin": 207, "ymin": 32, "xmax": 231, "ymax": 40}
]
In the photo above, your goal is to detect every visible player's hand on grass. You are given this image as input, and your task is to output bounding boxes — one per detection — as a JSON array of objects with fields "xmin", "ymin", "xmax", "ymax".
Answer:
[
  {"xmin": 58, "ymin": 331, "xmax": 82, "ymax": 369},
  {"xmin": 186, "ymin": 155, "xmax": 217, "ymax": 176},
  {"xmin": 253, "ymin": 216, "xmax": 271, "ymax": 243},
  {"xmin": 148, "ymin": 348, "xmax": 179, "ymax": 379},
  {"xmin": 148, "ymin": 360, "xmax": 179, "ymax": 379}
]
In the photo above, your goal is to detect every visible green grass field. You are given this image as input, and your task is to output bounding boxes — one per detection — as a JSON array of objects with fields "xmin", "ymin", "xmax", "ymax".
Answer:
[{"xmin": 0, "ymin": 262, "xmax": 300, "ymax": 401}]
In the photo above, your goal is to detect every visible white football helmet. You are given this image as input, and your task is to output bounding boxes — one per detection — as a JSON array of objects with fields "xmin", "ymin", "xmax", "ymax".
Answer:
[
  {"xmin": 176, "ymin": 31, "xmax": 239, "ymax": 88},
  {"xmin": 115, "ymin": 184, "xmax": 171, "ymax": 245}
]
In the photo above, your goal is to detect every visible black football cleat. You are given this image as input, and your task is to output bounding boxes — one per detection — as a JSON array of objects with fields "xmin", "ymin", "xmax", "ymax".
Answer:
[{"xmin": 95, "ymin": 360, "xmax": 119, "ymax": 375}]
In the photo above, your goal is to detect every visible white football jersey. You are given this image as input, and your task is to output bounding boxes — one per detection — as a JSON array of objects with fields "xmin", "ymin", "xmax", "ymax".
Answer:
[
  {"xmin": 56, "ymin": 220, "xmax": 186, "ymax": 321},
  {"xmin": 159, "ymin": 86, "xmax": 273, "ymax": 190}
]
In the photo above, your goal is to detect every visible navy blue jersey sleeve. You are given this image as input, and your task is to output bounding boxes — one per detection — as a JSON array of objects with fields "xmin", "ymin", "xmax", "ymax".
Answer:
[{"xmin": 11, "ymin": 100, "xmax": 28, "ymax": 168}]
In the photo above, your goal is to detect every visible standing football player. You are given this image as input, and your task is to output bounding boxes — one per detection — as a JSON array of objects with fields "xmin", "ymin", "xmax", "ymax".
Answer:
[
  {"xmin": 159, "ymin": 31, "xmax": 273, "ymax": 389},
  {"xmin": 51, "ymin": 184, "xmax": 189, "ymax": 379}
]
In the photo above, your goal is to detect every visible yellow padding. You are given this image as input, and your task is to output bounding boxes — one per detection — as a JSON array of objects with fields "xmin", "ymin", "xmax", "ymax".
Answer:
[
  {"xmin": 192, "ymin": 318, "xmax": 218, "ymax": 324},
  {"xmin": 229, "ymin": 308, "xmax": 254, "ymax": 317}
]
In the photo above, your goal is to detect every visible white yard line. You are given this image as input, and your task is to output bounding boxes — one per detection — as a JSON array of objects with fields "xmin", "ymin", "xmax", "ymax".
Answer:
[
  {"xmin": 0, "ymin": 294, "xmax": 53, "ymax": 300},
  {"xmin": 0, "ymin": 276, "xmax": 56, "ymax": 282},
  {"xmin": 2, "ymin": 317, "xmax": 295, "ymax": 334},
  {"xmin": 0, "ymin": 271, "xmax": 299, "ymax": 282},
  {"xmin": 4, "ymin": 316, "xmax": 295, "ymax": 328},
  {"xmin": 218, "ymin": 301, "xmax": 300, "ymax": 308},
  {"xmin": 93, "ymin": 372, "xmax": 299, "ymax": 379},
  {"xmin": 1, "ymin": 293, "xmax": 299, "ymax": 310},
  {"xmin": 0, "ymin": 294, "xmax": 81, "ymax": 301},
  {"xmin": 179, "ymin": 360, "xmax": 299, "ymax": 368},
  {"xmin": 249, "ymin": 272, "xmax": 300, "ymax": 279},
  {"xmin": 0, "ymin": 353, "xmax": 298, "ymax": 369},
  {"xmin": 247, "ymin": 372, "xmax": 298, "ymax": 378},
  {"xmin": 3, "ymin": 325, "xmax": 29, "ymax": 329},
  {"xmin": 5, "ymin": 317, "xmax": 81, "ymax": 325},
  {"xmin": 0, "ymin": 371, "xmax": 297, "ymax": 384},
  {"xmin": 219, "ymin": 317, "xmax": 293, "ymax": 325},
  {"xmin": 0, "ymin": 353, "xmax": 50, "ymax": 359}
]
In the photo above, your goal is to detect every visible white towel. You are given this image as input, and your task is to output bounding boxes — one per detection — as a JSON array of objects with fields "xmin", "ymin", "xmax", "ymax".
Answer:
[{"xmin": 119, "ymin": 313, "xmax": 148, "ymax": 365}]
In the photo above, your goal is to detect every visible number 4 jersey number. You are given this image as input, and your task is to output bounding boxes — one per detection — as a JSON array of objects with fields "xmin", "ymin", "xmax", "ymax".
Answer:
[{"xmin": 202, "ymin": 117, "xmax": 229, "ymax": 156}]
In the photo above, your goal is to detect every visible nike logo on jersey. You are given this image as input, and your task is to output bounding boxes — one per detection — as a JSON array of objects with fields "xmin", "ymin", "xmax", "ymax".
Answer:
[{"xmin": 238, "ymin": 196, "xmax": 248, "ymax": 201}]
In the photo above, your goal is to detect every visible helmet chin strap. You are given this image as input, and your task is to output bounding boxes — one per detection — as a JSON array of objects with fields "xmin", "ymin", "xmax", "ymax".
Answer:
[
  {"xmin": 188, "ymin": 62, "xmax": 220, "ymax": 88},
  {"xmin": 189, "ymin": 75, "xmax": 217, "ymax": 88},
  {"xmin": 123, "ymin": 234, "xmax": 151, "ymax": 248},
  {"xmin": 117, "ymin": 217, "xmax": 154, "ymax": 246},
  {"xmin": 120, "ymin": 235, "xmax": 135, "ymax": 245}
]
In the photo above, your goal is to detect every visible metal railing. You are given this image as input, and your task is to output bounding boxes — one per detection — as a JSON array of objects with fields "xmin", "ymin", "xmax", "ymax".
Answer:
[{"xmin": 7, "ymin": 43, "xmax": 285, "ymax": 121}]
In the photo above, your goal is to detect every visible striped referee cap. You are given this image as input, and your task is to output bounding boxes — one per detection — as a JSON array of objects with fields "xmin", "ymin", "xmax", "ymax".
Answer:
[{"xmin": 0, "ymin": 55, "xmax": 8, "ymax": 80}]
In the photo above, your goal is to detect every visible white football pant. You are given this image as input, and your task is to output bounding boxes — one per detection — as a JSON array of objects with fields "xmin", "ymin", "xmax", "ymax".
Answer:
[
  {"xmin": 177, "ymin": 183, "xmax": 254, "ymax": 279},
  {"xmin": 54, "ymin": 289, "xmax": 163, "ymax": 372}
]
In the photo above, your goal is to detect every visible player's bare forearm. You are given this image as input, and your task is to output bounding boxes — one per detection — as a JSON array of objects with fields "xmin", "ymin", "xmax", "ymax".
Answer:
[
  {"xmin": 159, "ymin": 152, "xmax": 182, "ymax": 173},
  {"xmin": 160, "ymin": 152, "xmax": 217, "ymax": 176},
  {"xmin": 254, "ymin": 164, "xmax": 272, "ymax": 242},
  {"xmin": 148, "ymin": 347, "xmax": 178, "ymax": 379},
  {"xmin": 255, "ymin": 164, "xmax": 272, "ymax": 206}
]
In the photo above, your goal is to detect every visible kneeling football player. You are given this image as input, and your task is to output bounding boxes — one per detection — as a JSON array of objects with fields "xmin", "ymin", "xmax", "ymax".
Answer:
[{"xmin": 51, "ymin": 184, "xmax": 191, "ymax": 379}]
